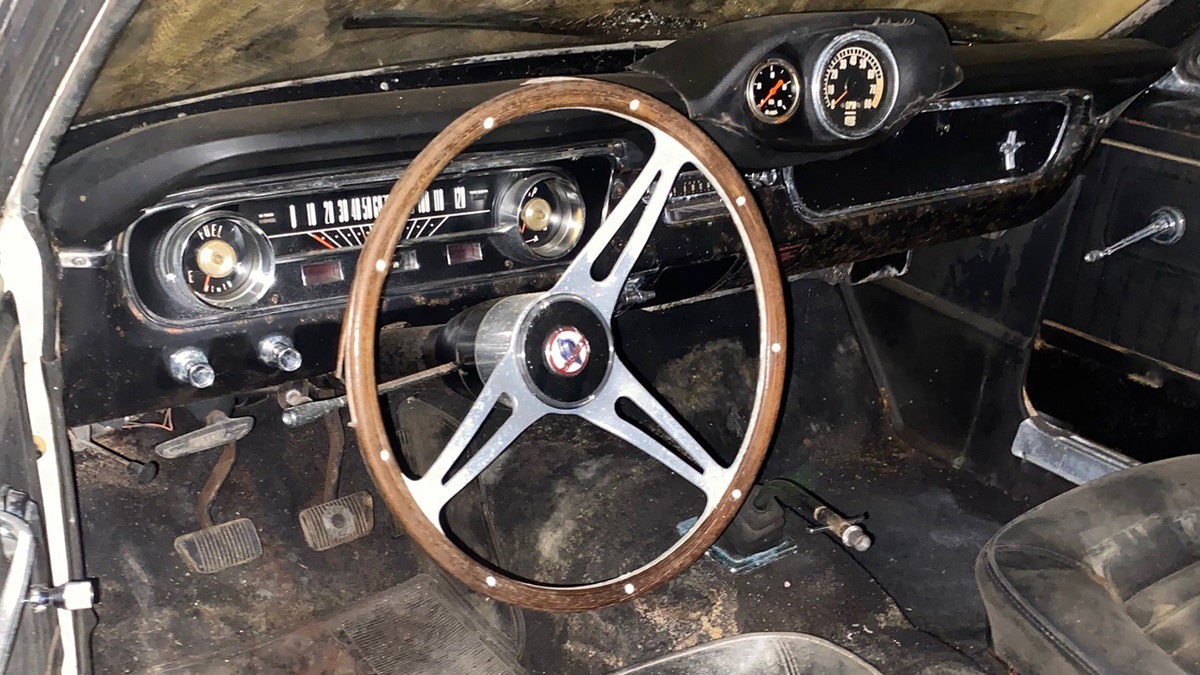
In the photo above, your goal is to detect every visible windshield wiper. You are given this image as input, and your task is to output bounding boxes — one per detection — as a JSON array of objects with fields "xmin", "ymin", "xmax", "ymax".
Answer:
[{"xmin": 344, "ymin": 10, "xmax": 605, "ymax": 37}]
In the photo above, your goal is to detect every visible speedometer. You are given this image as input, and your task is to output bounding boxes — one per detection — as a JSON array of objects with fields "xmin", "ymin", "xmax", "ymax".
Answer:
[{"xmin": 813, "ymin": 31, "xmax": 898, "ymax": 139}]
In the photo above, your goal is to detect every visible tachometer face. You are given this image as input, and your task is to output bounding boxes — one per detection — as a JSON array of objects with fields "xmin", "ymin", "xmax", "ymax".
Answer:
[
  {"xmin": 814, "ymin": 32, "xmax": 897, "ymax": 139},
  {"xmin": 746, "ymin": 59, "xmax": 801, "ymax": 124}
]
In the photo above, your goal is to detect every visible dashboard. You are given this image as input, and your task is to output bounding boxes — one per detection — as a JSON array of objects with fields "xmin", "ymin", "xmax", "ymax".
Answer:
[{"xmin": 44, "ymin": 11, "xmax": 1174, "ymax": 424}]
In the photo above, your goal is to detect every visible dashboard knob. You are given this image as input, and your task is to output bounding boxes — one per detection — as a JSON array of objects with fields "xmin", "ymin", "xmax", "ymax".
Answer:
[
  {"xmin": 258, "ymin": 334, "xmax": 302, "ymax": 372},
  {"xmin": 167, "ymin": 347, "xmax": 215, "ymax": 389}
]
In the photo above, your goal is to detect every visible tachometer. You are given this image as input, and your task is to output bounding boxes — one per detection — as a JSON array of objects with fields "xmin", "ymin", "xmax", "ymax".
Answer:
[
  {"xmin": 158, "ymin": 212, "xmax": 275, "ymax": 309},
  {"xmin": 813, "ymin": 32, "xmax": 898, "ymax": 139},
  {"xmin": 746, "ymin": 58, "xmax": 801, "ymax": 124}
]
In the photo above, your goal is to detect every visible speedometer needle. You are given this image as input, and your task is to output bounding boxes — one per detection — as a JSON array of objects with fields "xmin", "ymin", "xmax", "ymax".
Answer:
[
  {"xmin": 757, "ymin": 80, "xmax": 784, "ymax": 110},
  {"xmin": 830, "ymin": 89, "xmax": 849, "ymax": 109},
  {"xmin": 309, "ymin": 233, "xmax": 336, "ymax": 250}
]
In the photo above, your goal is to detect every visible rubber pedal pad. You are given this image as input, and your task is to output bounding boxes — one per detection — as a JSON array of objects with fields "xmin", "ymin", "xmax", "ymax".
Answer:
[
  {"xmin": 299, "ymin": 491, "xmax": 374, "ymax": 551},
  {"xmin": 174, "ymin": 518, "xmax": 263, "ymax": 574}
]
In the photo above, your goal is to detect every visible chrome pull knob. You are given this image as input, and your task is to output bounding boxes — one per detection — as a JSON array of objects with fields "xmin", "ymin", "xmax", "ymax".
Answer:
[
  {"xmin": 1084, "ymin": 206, "xmax": 1186, "ymax": 263},
  {"xmin": 167, "ymin": 347, "xmax": 215, "ymax": 389},
  {"xmin": 258, "ymin": 334, "xmax": 302, "ymax": 372}
]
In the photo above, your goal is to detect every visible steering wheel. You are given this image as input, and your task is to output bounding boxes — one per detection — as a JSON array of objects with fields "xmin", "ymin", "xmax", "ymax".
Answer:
[{"xmin": 339, "ymin": 78, "xmax": 787, "ymax": 611}]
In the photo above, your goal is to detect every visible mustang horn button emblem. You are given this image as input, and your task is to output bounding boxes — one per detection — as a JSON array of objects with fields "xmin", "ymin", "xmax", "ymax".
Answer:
[{"xmin": 544, "ymin": 327, "xmax": 591, "ymax": 377}]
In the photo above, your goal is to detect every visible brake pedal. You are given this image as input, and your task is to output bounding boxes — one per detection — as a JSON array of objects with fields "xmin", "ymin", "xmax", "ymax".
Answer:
[
  {"xmin": 299, "ymin": 491, "xmax": 375, "ymax": 551},
  {"xmin": 174, "ymin": 518, "xmax": 263, "ymax": 574}
]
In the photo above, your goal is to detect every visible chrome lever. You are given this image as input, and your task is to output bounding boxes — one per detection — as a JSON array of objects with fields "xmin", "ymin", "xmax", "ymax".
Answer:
[{"xmin": 1084, "ymin": 206, "xmax": 1186, "ymax": 263}]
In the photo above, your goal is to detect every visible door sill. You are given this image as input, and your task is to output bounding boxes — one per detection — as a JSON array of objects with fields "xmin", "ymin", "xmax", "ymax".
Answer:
[{"xmin": 1012, "ymin": 415, "xmax": 1139, "ymax": 484}]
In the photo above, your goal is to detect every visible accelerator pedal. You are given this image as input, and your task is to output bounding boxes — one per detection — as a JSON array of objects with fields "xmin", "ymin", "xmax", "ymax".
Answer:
[
  {"xmin": 300, "ymin": 491, "xmax": 374, "ymax": 551},
  {"xmin": 174, "ymin": 517, "xmax": 262, "ymax": 574}
]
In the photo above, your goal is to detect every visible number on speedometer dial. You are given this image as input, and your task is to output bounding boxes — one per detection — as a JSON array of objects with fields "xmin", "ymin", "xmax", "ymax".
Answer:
[{"xmin": 816, "ymin": 33, "xmax": 897, "ymax": 139}]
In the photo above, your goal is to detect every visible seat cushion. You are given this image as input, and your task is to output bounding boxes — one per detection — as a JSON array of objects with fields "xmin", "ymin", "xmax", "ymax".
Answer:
[
  {"xmin": 977, "ymin": 455, "xmax": 1200, "ymax": 674},
  {"xmin": 611, "ymin": 633, "xmax": 881, "ymax": 675}
]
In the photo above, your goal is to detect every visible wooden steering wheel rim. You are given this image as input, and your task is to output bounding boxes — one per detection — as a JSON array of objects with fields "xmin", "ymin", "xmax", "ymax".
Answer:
[{"xmin": 339, "ymin": 78, "xmax": 787, "ymax": 611}]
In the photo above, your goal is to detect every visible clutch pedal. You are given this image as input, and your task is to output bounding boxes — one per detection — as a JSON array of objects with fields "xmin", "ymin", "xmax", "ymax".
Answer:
[
  {"xmin": 175, "ymin": 518, "xmax": 262, "ymax": 574},
  {"xmin": 173, "ymin": 426, "xmax": 263, "ymax": 573}
]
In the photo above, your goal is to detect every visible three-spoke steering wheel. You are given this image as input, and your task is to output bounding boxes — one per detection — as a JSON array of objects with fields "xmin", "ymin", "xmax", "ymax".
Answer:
[{"xmin": 339, "ymin": 78, "xmax": 787, "ymax": 611}]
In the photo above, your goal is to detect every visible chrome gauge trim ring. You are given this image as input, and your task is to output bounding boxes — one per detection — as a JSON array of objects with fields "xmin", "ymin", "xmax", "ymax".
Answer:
[
  {"xmin": 745, "ymin": 58, "xmax": 802, "ymax": 124},
  {"xmin": 810, "ymin": 30, "xmax": 900, "ymax": 140},
  {"xmin": 155, "ymin": 210, "xmax": 276, "ymax": 310},
  {"xmin": 495, "ymin": 171, "xmax": 586, "ymax": 260}
]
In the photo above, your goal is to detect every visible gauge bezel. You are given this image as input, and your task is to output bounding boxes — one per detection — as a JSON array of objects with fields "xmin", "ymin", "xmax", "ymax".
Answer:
[
  {"xmin": 745, "ymin": 58, "xmax": 802, "ymax": 124},
  {"xmin": 156, "ymin": 210, "xmax": 276, "ymax": 310},
  {"xmin": 494, "ymin": 171, "xmax": 586, "ymax": 261},
  {"xmin": 810, "ymin": 30, "xmax": 900, "ymax": 140}
]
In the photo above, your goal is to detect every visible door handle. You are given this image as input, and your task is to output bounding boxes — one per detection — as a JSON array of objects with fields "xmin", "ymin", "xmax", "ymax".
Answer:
[{"xmin": 1084, "ymin": 206, "xmax": 1186, "ymax": 263}]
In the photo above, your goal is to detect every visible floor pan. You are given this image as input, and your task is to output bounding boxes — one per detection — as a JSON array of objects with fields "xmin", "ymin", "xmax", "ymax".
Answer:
[
  {"xmin": 78, "ymin": 282, "xmax": 1023, "ymax": 674},
  {"xmin": 144, "ymin": 574, "xmax": 521, "ymax": 675}
]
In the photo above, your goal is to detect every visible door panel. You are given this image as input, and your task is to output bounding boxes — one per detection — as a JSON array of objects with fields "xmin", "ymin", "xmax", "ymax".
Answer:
[
  {"xmin": 1045, "ymin": 126, "xmax": 1200, "ymax": 374},
  {"xmin": 1032, "ymin": 92, "xmax": 1200, "ymax": 462},
  {"xmin": 0, "ymin": 295, "xmax": 56, "ymax": 673}
]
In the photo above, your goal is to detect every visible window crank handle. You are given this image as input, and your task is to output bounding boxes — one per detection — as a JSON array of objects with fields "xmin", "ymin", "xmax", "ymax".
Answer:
[{"xmin": 1084, "ymin": 206, "xmax": 1186, "ymax": 263}]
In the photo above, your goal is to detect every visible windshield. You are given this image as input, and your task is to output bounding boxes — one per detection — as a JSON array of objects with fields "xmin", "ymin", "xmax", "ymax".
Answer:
[{"xmin": 80, "ymin": 0, "xmax": 1146, "ymax": 120}]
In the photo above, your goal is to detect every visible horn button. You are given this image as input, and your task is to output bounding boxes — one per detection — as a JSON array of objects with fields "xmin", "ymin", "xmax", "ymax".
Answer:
[{"xmin": 521, "ymin": 297, "xmax": 612, "ymax": 407}]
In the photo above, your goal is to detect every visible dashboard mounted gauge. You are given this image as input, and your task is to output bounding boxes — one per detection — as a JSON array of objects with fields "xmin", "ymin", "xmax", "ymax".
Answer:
[
  {"xmin": 746, "ymin": 58, "xmax": 802, "ymax": 124},
  {"xmin": 155, "ymin": 211, "xmax": 275, "ymax": 309},
  {"xmin": 812, "ymin": 31, "xmax": 899, "ymax": 140},
  {"xmin": 495, "ymin": 172, "xmax": 585, "ymax": 261}
]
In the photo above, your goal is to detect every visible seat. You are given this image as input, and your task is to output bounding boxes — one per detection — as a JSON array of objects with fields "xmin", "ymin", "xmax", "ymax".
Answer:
[
  {"xmin": 977, "ymin": 455, "xmax": 1200, "ymax": 674},
  {"xmin": 611, "ymin": 633, "xmax": 881, "ymax": 675}
]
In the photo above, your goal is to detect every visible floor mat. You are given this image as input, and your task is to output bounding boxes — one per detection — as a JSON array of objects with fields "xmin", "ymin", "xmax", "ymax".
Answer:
[
  {"xmin": 78, "ymin": 279, "xmax": 1022, "ymax": 674},
  {"xmin": 144, "ymin": 574, "xmax": 521, "ymax": 674}
]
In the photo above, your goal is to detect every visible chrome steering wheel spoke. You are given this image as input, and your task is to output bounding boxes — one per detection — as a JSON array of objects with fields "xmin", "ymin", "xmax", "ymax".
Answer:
[
  {"xmin": 550, "ymin": 129, "xmax": 691, "ymax": 316},
  {"xmin": 578, "ymin": 357, "xmax": 729, "ymax": 505},
  {"xmin": 405, "ymin": 354, "xmax": 545, "ymax": 527}
]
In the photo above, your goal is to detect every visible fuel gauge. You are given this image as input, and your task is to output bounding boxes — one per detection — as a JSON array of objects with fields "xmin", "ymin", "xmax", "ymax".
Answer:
[{"xmin": 158, "ymin": 212, "xmax": 275, "ymax": 309}]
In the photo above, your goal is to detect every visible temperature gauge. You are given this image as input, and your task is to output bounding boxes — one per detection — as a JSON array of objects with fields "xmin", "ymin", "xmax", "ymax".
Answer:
[
  {"xmin": 157, "ymin": 212, "xmax": 275, "ymax": 309},
  {"xmin": 496, "ymin": 172, "xmax": 585, "ymax": 260}
]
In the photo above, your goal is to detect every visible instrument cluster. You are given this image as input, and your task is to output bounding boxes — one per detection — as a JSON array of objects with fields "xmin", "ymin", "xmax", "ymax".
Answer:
[{"xmin": 125, "ymin": 150, "xmax": 611, "ymax": 324}]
